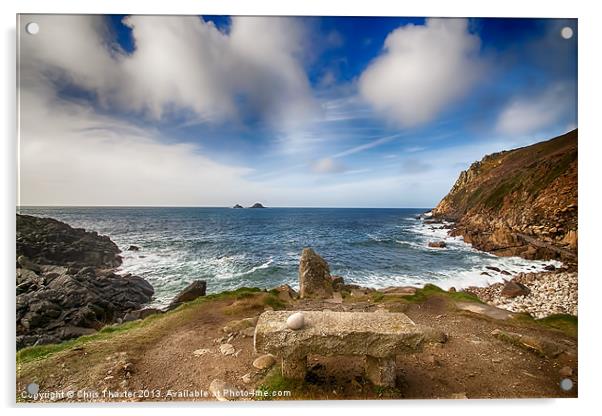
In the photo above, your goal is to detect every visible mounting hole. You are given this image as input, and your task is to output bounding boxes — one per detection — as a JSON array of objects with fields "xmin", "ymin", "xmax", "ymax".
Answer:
[
  {"xmin": 26, "ymin": 382, "xmax": 39, "ymax": 395},
  {"xmin": 25, "ymin": 22, "xmax": 40, "ymax": 35},
  {"xmin": 560, "ymin": 378, "xmax": 573, "ymax": 391},
  {"xmin": 561, "ymin": 26, "xmax": 573, "ymax": 40}
]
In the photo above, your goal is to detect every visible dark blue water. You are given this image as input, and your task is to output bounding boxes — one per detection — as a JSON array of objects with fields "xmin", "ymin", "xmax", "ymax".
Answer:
[{"xmin": 17, "ymin": 207, "xmax": 556, "ymax": 306}]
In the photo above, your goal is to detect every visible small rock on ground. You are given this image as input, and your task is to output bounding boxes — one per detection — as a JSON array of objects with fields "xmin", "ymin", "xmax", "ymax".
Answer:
[
  {"xmin": 219, "ymin": 343, "xmax": 235, "ymax": 356},
  {"xmin": 252, "ymin": 354, "xmax": 276, "ymax": 370}
]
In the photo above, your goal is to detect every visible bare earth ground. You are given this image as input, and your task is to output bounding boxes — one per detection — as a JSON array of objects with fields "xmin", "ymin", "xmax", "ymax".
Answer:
[{"xmin": 16, "ymin": 289, "xmax": 577, "ymax": 402}]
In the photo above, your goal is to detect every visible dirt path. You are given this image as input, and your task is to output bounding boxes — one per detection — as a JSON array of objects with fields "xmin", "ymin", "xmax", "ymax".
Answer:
[{"xmin": 16, "ymin": 290, "xmax": 577, "ymax": 402}]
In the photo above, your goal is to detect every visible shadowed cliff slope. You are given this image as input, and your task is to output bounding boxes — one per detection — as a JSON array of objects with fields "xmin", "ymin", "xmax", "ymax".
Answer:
[{"xmin": 432, "ymin": 129, "xmax": 577, "ymax": 263}]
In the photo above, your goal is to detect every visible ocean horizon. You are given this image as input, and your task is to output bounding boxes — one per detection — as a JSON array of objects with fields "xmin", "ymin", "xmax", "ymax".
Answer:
[{"xmin": 17, "ymin": 206, "xmax": 559, "ymax": 307}]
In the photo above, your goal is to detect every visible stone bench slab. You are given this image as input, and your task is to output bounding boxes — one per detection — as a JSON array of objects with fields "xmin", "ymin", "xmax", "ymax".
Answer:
[{"xmin": 254, "ymin": 310, "xmax": 442, "ymax": 359}]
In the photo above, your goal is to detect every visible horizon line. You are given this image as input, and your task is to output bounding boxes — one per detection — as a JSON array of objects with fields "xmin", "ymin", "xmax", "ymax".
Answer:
[{"xmin": 17, "ymin": 205, "xmax": 434, "ymax": 210}]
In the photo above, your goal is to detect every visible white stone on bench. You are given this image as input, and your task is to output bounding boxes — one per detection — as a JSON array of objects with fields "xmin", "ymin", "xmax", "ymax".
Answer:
[{"xmin": 254, "ymin": 310, "xmax": 445, "ymax": 387}]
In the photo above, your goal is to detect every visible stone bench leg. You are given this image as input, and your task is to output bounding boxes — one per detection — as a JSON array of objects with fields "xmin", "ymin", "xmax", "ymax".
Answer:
[
  {"xmin": 365, "ymin": 355, "xmax": 396, "ymax": 387},
  {"xmin": 281, "ymin": 356, "xmax": 307, "ymax": 380}
]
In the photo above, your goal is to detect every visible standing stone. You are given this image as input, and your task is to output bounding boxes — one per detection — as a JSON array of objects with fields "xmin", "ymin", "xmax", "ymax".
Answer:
[{"xmin": 299, "ymin": 248, "xmax": 333, "ymax": 299}]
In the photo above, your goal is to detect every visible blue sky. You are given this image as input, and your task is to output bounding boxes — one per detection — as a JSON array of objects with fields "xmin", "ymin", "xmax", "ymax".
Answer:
[{"xmin": 18, "ymin": 15, "xmax": 577, "ymax": 207}]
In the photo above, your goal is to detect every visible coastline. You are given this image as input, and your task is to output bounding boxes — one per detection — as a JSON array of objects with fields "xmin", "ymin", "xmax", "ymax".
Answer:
[
  {"xmin": 16, "ymin": 214, "xmax": 578, "ymax": 401},
  {"xmin": 413, "ymin": 212, "xmax": 577, "ymax": 319}
]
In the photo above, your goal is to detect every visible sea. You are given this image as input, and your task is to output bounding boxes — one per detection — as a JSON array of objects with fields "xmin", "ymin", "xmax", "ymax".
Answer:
[{"xmin": 17, "ymin": 207, "xmax": 560, "ymax": 307}]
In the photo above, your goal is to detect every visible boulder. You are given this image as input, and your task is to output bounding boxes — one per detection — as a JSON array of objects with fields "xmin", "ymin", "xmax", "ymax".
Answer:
[
  {"xmin": 168, "ymin": 280, "xmax": 207, "ymax": 309},
  {"xmin": 299, "ymin": 248, "xmax": 333, "ymax": 299},
  {"xmin": 428, "ymin": 241, "xmax": 447, "ymax": 248},
  {"xmin": 17, "ymin": 255, "xmax": 41, "ymax": 272},
  {"xmin": 249, "ymin": 203, "xmax": 265, "ymax": 208},
  {"xmin": 273, "ymin": 284, "xmax": 298, "ymax": 302},
  {"xmin": 222, "ymin": 317, "xmax": 257, "ymax": 334},
  {"xmin": 127, "ymin": 245, "xmax": 140, "ymax": 251},
  {"xmin": 500, "ymin": 280, "xmax": 530, "ymax": 298},
  {"xmin": 232, "ymin": 204, "xmax": 243, "ymax": 209},
  {"xmin": 486, "ymin": 266, "xmax": 502, "ymax": 273}
]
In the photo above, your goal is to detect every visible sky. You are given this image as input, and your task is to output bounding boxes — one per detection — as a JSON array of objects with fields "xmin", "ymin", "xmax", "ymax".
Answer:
[{"xmin": 18, "ymin": 15, "xmax": 577, "ymax": 207}]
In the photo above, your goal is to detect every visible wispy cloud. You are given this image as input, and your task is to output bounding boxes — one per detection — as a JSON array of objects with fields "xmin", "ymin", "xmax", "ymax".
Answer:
[{"xmin": 332, "ymin": 133, "xmax": 404, "ymax": 158}]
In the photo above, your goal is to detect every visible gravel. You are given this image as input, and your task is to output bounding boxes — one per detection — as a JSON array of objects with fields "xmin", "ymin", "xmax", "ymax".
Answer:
[{"xmin": 466, "ymin": 271, "xmax": 577, "ymax": 319}]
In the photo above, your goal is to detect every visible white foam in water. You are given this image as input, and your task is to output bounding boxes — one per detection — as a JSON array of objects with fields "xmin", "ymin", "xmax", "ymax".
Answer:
[
  {"xmin": 97, "ymin": 210, "xmax": 563, "ymax": 306},
  {"xmin": 345, "ymin": 218, "xmax": 563, "ymax": 291}
]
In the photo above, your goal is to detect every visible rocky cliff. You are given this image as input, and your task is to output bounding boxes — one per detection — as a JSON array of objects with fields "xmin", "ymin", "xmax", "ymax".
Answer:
[
  {"xmin": 432, "ymin": 129, "xmax": 577, "ymax": 263},
  {"xmin": 16, "ymin": 214, "xmax": 154, "ymax": 349}
]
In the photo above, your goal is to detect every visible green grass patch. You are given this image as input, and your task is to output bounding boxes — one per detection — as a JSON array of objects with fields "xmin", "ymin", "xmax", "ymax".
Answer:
[
  {"xmin": 256, "ymin": 367, "xmax": 308, "ymax": 401},
  {"xmin": 402, "ymin": 284, "xmax": 483, "ymax": 304},
  {"xmin": 371, "ymin": 292, "xmax": 385, "ymax": 302},
  {"xmin": 512, "ymin": 313, "xmax": 577, "ymax": 338}
]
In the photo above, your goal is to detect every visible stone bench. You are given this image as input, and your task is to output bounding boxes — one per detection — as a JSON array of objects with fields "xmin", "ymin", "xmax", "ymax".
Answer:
[{"xmin": 254, "ymin": 310, "xmax": 445, "ymax": 387}]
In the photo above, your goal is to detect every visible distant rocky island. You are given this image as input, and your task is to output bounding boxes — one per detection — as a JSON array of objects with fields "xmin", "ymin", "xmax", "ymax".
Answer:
[
  {"xmin": 432, "ymin": 129, "xmax": 577, "ymax": 264},
  {"xmin": 232, "ymin": 202, "xmax": 266, "ymax": 208}
]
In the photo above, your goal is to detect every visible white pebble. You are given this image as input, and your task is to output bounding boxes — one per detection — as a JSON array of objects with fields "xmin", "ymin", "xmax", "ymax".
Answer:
[{"xmin": 287, "ymin": 312, "xmax": 305, "ymax": 330}]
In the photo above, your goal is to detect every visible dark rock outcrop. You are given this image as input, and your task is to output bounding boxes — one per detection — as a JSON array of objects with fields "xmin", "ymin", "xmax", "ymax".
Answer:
[
  {"xmin": 127, "ymin": 245, "xmax": 140, "ymax": 251},
  {"xmin": 299, "ymin": 248, "xmax": 333, "ymax": 299},
  {"xmin": 17, "ymin": 214, "xmax": 122, "ymax": 268},
  {"xmin": 431, "ymin": 129, "xmax": 577, "ymax": 263},
  {"xmin": 249, "ymin": 202, "xmax": 265, "ymax": 208},
  {"xmin": 168, "ymin": 280, "xmax": 207, "ymax": 310},
  {"xmin": 428, "ymin": 241, "xmax": 447, "ymax": 248},
  {"xmin": 16, "ymin": 214, "xmax": 154, "ymax": 349},
  {"xmin": 232, "ymin": 204, "xmax": 243, "ymax": 209}
]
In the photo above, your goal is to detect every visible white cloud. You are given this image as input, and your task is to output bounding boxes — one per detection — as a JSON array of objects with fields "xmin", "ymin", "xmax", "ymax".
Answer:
[
  {"xmin": 358, "ymin": 18, "xmax": 483, "ymax": 126},
  {"xmin": 18, "ymin": 83, "xmax": 266, "ymax": 206},
  {"xmin": 495, "ymin": 83, "xmax": 576, "ymax": 135},
  {"xmin": 20, "ymin": 15, "xmax": 316, "ymax": 129}
]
